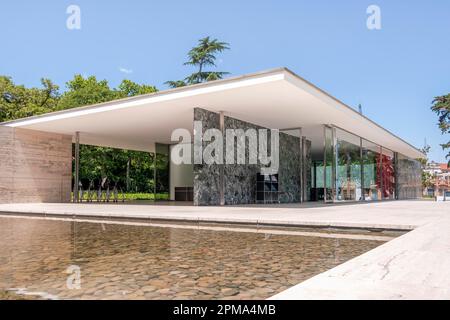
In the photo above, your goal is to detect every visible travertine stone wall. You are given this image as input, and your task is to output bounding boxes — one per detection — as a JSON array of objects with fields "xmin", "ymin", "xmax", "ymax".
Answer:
[
  {"xmin": 193, "ymin": 108, "xmax": 310, "ymax": 205},
  {"xmin": 397, "ymin": 153, "xmax": 422, "ymax": 199},
  {"xmin": 0, "ymin": 127, "xmax": 72, "ymax": 203}
]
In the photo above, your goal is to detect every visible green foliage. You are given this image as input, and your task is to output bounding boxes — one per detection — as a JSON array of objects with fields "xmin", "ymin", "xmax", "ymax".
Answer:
[
  {"xmin": 165, "ymin": 36, "xmax": 230, "ymax": 88},
  {"xmin": 0, "ymin": 76, "xmax": 59, "ymax": 122},
  {"xmin": 1, "ymin": 74, "xmax": 158, "ymax": 121},
  {"xmin": 75, "ymin": 192, "xmax": 169, "ymax": 201},
  {"xmin": 431, "ymin": 94, "xmax": 450, "ymax": 164},
  {"xmin": 418, "ymin": 144, "xmax": 430, "ymax": 167},
  {"xmin": 422, "ymin": 171, "xmax": 435, "ymax": 189},
  {"xmin": 419, "ymin": 145, "xmax": 433, "ymax": 188},
  {"xmin": 77, "ymin": 146, "xmax": 155, "ymax": 192},
  {"xmin": 165, "ymin": 80, "xmax": 187, "ymax": 88},
  {"xmin": 117, "ymin": 79, "xmax": 157, "ymax": 97},
  {"xmin": 126, "ymin": 151, "xmax": 156, "ymax": 192},
  {"xmin": 57, "ymin": 75, "xmax": 157, "ymax": 111},
  {"xmin": 57, "ymin": 75, "xmax": 116, "ymax": 110}
]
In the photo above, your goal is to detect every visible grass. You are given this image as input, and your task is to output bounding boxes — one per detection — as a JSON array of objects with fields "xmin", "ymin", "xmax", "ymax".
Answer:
[
  {"xmin": 72, "ymin": 192, "xmax": 169, "ymax": 202},
  {"xmin": 121, "ymin": 193, "xmax": 169, "ymax": 201}
]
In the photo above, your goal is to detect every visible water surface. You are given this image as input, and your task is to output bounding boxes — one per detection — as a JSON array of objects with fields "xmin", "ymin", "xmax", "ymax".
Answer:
[{"xmin": 0, "ymin": 215, "xmax": 383, "ymax": 300}]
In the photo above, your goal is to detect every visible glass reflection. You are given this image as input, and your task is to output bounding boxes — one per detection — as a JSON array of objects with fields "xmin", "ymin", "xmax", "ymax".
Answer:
[
  {"xmin": 397, "ymin": 153, "xmax": 421, "ymax": 198},
  {"xmin": 155, "ymin": 143, "xmax": 170, "ymax": 200},
  {"xmin": 315, "ymin": 127, "xmax": 398, "ymax": 203},
  {"xmin": 362, "ymin": 140, "xmax": 382, "ymax": 201},
  {"xmin": 335, "ymin": 129, "xmax": 362, "ymax": 201},
  {"xmin": 382, "ymin": 148, "xmax": 395, "ymax": 199}
]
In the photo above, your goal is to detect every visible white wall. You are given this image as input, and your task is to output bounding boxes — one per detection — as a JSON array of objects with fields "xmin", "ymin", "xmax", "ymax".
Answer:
[{"xmin": 169, "ymin": 144, "xmax": 194, "ymax": 200}]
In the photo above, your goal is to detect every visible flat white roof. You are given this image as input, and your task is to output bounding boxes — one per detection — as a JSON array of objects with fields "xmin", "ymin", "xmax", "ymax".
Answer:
[{"xmin": 1, "ymin": 68, "xmax": 424, "ymax": 159}]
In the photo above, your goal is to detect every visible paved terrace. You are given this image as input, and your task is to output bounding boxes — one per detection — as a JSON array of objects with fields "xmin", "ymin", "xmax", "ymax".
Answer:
[{"xmin": 0, "ymin": 200, "xmax": 449, "ymax": 299}]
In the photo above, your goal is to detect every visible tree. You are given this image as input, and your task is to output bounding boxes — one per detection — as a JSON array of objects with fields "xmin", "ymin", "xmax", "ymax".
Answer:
[
  {"xmin": 117, "ymin": 79, "xmax": 157, "ymax": 97},
  {"xmin": 431, "ymin": 94, "xmax": 450, "ymax": 164},
  {"xmin": 57, "ymin": 75, "xmax": 158, "ymax": 110},
  {"xmin": 419, "ymin": 144, "xmax": 434, "ymax": 189},
  {"xmin": 165, "ymin": 80, "xmax": 187, "ymax": 89},
  {"xmin": 165, "ymin": 36, "xmax": 230, "ymax": 88},
  {"xmin": 57, "ymin": 75, "xmax": 117, "ymax": 110},
  {"xmin": 418, "ymin": 144, "xmax": 431, "ymax": 167},
  {"xmin": 0, "ymin": 76, "xmax": 59, "ymax": 122}
]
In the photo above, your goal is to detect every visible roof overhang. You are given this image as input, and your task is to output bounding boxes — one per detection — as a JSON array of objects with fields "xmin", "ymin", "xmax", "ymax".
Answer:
[{"xmin": 1, "ymin": 68, "xmax": 424, "ymax": 159}]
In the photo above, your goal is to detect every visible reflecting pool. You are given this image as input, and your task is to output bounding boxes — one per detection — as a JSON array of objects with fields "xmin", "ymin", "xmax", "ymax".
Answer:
[{"xmin": 0, "ymin": 216, "xmax": 384, "ymax": 300}]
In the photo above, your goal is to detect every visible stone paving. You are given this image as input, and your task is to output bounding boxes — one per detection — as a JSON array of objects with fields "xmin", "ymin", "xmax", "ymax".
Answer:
[
  {"xmin": 271, "ymin": 202, "xmax": 450, "ymax": 299},
  {"xmin": 0, "ymin": 200, "xmax": 445, "ymax": 230},
  {"xmin": 0, "ymin": 216, "xmax": 382, "ymax": 300}
]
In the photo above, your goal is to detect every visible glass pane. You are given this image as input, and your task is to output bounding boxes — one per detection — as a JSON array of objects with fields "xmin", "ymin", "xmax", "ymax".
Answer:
[
  {"xmin": 397, "ymin": 153, "xmax": 422, "ymax": 198},
  {"xmin": 315, "ymin": 162, "xmax": 323, "ymax": 188},
  {"xmin": 155, "ymin": 143, "xmax": 170, "ymax": 200},
  {"xmin": 382, "ymin": 148, "xmax": 395, "ymax": 200},
  {"xmin": 311, "ymin": 161, "xmax": 324, "ymax": 201},
  {"xmin": 361, "ymin": 140, "xmax": 382, "ymax": 201},
  {"xmin": 335, "ymin": 128, "xmax": 362, "ymax": 201}
]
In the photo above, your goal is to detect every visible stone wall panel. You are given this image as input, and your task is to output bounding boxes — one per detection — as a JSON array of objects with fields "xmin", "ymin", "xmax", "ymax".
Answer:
[{"xmin": 193, "ymin": 108, "xmax": 309, "ymax": 205}]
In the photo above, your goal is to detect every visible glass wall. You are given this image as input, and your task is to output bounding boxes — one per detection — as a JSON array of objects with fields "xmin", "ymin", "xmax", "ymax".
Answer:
[
  {"xmin": 313, "ymin": 161, "xmax": 325, "ymax": 201},
  {"xmin": 361, "ymin": 139, "xmax": 382, "ymax": 201},
  {"xmin": 335, "ymin": 128, "xmax": 362, "ymax": 201},
  {"xmin": 311, "ymin": 125, "xmax": 407, "ymax": 203},
  {"xmin": 155, "ymin": 143, "xmax": 170, "ymax": 200},
  {"xmin": 382, "ymin": 148, "xmax": 396, "ymax": 199},
  {"xmin": 397, "ymin": 153, "xmax": 422, "ymax": 199}
]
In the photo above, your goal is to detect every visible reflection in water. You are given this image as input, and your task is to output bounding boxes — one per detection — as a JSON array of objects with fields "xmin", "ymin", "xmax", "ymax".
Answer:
[{"xmin": 0, "ymin": 216, "xmax": 383, "ymax": 300}]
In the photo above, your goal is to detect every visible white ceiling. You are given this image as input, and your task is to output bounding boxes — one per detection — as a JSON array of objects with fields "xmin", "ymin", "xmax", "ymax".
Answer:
[{"xmin": 1, "ymin": 68, "xmax": 424, "ymax": 159}]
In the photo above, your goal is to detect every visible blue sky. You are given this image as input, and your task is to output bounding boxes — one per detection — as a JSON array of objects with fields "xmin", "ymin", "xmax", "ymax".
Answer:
[{"xmin": 1, "ymin": 0, "xmax": 449, "ymax": 162}]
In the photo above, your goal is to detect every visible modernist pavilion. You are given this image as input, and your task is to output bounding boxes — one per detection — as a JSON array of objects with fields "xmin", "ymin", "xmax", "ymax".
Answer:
[{"xmin": 0, "ymin": 68, "xmax": 423, "ymax": 206}]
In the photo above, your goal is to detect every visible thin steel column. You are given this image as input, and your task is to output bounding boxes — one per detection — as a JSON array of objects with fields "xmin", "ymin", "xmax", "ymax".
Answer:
[
  {"xmin": 302, "ymin": 136, "xmax": 309, "ymax": 202},
  {"xmin": 323, "ymin": 125, "xmax": 327, "ymax": 203},
  {"xmin": 299, "ymin": 128, "xmax": 303, "ymax": 203},
  {"xmin": 380, "ymin": 147, "xmax": 384, "ymax": 201},
  {"xmin": 153, "ymin": 143, "xmax": 156, "ymax": 202},
  {"xmin": 394, "ymin": 152, "xmax": 399, "ymax": 200},
  {"xmin": 332, "ymin": 126, "xmax": 338, "ymax": 202},
  {"xmin": 74, "ymin": 132, "xmax": 80, "ymax": 203},
  {"xmin": 219, "ymin": 111, "xmax": 225, "ymax": 206},
  {"xmin": 360, "ymin": 137, "xmax": 364, "ymax": 201}
]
